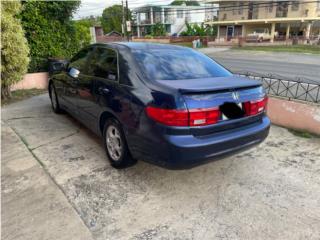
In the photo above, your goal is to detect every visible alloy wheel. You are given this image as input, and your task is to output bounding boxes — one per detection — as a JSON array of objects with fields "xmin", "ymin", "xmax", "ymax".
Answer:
[
  {"xmin": 106, "ymin": 125, "xmax": 123, "ymax": 161},
  {"xmin": 51, "ymin": 86, "xmax": 57, "ymax": 110}
]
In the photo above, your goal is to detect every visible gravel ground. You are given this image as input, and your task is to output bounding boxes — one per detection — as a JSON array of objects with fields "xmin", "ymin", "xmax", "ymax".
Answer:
[{"xmin": 2, "ymin": 94, "xmax": 320, "ymax": 240}]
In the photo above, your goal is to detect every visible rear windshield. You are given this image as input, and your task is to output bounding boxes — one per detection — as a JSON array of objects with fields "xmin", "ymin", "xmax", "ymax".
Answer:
[{"xmin": 133, "ymin": 49, "xmax": 232, "ymax": 80}]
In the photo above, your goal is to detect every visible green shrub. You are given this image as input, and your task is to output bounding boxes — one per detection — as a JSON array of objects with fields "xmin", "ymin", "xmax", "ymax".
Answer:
[
  {"xmin": 180, "ymin": 22, "xmax": 217, "ymax": 37},
  {"xmin": 19, "ymin": 1, "xmax": 83, "ymax": 73},
  {"xmin": 1, "ymin": 1, "xmax": 30, "ymax": 99},
  {"xmin": 151, "ymin": 23, "xmax": 166, "ymax": 37}
]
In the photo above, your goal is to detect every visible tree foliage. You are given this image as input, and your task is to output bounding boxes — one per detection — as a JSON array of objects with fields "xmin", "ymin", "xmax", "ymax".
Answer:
[
  {"xmin": 73, "ymin": 19, "xmax": 94, "ymax": 47},
  {"xmin": 19, "ymin": 1, "xmax": 83, "ymax": 72},
  {"xmin": 101, "ymin": 5, "xmax": 131, "ymax": 34},
  {"xmin": 151, "ymin": 23, "xmax": 166, "ymax": 36},
  {"xmin": 1, "ymin": 1, "xmax": 30, "ymax": 99},
  {"xmin": 180, "ymin": 22, "xmax": 217, "ymax": 36},
  {"xmin": 170, "ymin": 0, "xmax": 200, "ymax": 6}
]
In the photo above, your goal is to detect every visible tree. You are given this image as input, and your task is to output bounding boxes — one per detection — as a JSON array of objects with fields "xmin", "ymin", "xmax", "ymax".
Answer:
[
  {"xmin": 73, "ymin": 19, "xmax": 95, "ymax": 46},
  {"xmin": 19, "ymin": 1, "xmax": 82, "ymax": 72},
  {"xmin": 1, "ymin": 1, "xmax": 30, "ymax": 99},
  {"xmin": 151, "ymin": 23, "xmax": 166, "ymax": 37},
  {"xmin": 101, "ymin": 5, "xmax": 131, "ymax": 34},
  {"xmin": 170, "ymin": 0, "xmax": 200, "ymax": 6}
]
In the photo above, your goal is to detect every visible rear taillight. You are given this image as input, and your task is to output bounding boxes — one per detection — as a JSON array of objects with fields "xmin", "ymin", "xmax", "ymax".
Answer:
[
  {"xmin": 145, "ymin": 107, "xmax": 188, "ymax": 126},
  {"xmin": 146, "ymin": 106, "xmax": 220, "ymax": 127},
  {"xmin": 189, "ymin": 108, "xmax": 220, "ymax": 126},
  {"xmin": 243, "ymin": 96, "xmax": 268, "ymax": 116}
]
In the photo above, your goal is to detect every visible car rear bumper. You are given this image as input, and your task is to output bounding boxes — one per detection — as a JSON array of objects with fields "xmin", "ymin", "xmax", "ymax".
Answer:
[{"xmin": 137, "ymin": 116, "xmax": 270, "ymax": 169}]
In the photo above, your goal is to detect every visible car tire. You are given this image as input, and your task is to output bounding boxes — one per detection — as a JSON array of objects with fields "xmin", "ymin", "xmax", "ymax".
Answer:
[
  {"xmin": 103, "ymin": 118, "xmax": 136, "ymax": 169},
  {"xmin": 259, "ymin": 37, "xmax": 263, "ymax": 42},
  {"xmin": 49, "ymin": 83, "xmax": 63, "ymax": 114}
]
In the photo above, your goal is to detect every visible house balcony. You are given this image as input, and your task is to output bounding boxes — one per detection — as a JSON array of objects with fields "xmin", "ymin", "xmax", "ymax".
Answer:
[{"xmin": 134, "ymin": 14, "xmax": 174, "ymax": 26}]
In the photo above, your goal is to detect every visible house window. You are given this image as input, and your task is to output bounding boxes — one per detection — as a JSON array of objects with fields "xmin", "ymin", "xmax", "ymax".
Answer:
[
  {"xmin": 223, "ymin": 13, "xmax": 227, "ymax": 20},
  {"xmin": 268, "ymin": 2, "xmax": 273, "ymax": 13},
  {"xmin": 238, "ymin": 2, "xmax": 244, "ymax": 15},
  {"xmin": 291, "ymin": 1, "xmax": 299, "ymax": 11},
  {"xmin": 232, "ymin": 3, "xmax": 237, "ymax": 15},
  {"xmin": 276, "ymin": 2, "xmax": 288, "ymax": 17},
  {"xmin": 177, "ymin": 10, "xmax": 183, "ymax": 18}
]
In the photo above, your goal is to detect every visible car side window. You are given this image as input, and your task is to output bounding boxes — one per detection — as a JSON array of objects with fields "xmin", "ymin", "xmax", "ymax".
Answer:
[
  {"xmin": 87, "ymin": 47, "xmax": 118, "ymax": 81},
  {"xmin": 68, "ymin": 47, "xmax": 94, "ymax": 74}
]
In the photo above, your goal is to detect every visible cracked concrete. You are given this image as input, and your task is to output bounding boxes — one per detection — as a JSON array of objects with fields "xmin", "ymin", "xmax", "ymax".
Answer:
[
  {"xmin": 2, "ymin": 94, "xmax": 320, "ymax": 240},
  {"xmin": 1, "ymin": 122, "xmax": 93, "ymax": 240}
]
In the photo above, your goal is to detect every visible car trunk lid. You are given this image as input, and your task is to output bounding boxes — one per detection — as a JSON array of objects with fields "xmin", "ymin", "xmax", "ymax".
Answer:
[
  {"xmin": 157, "ymin": 76, "xmax": 261, "ymax": 93},
  {"xmin": 157, "ymin": 76, "xmax": 266, "ymax": 136}
]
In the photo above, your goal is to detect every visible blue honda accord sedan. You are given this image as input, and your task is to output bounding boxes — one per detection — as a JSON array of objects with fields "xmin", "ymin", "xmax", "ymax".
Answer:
[{"xmin": 49, "ymin": 42, "xmax": 270, "ymax": 169}]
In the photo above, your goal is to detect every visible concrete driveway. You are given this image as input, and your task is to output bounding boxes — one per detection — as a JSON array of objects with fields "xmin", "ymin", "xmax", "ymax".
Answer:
[{"xmin": 2, "ymin": 94, "xmax": 320, "ymax": 240}]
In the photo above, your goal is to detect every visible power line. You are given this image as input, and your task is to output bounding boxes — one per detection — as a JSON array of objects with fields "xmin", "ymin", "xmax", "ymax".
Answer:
[
  {"xmin": 94, "ymin": 1, "xmax": 318, "ymax": 18},
  {"xmin": 76, "ymin": 1, "xmax": 320, "ymax": 21},
  {"xmin": 133, "ymin": 1, "xmax": 319, "ymax": 14}
]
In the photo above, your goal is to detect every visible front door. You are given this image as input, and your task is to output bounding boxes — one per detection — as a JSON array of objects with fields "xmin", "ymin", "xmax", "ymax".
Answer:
[
  {"xmin": 63, "ymin": 47, "xmax": 94, "ymax": 114},
  {"xmin": 227, "ymin": 26, "xmax": 234, "ymax": 40},
  {"xmin": 77, "ymin": 46, "xmax": 119, "ymax": 131}
]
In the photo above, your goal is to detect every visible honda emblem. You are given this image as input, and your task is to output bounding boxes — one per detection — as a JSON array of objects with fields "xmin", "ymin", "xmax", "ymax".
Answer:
[{"xmin": 232, "ymin": 92, "xmax": 240, "ymax": 101}]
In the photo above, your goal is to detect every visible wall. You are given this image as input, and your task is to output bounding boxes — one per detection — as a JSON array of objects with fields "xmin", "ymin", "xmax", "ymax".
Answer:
[
  {"xmin": 132, "ymin": 38, "xmax": 170, "ymax": 43},
  {"xmin": 11, "ymin": 72, "xmax": 49, "ymax": 91},
  {"xmin": 96, "ymin": 35, "xmax": 123, "ymax": 43},
  {"xmin": 267, "ymin": 97, "xmax": 320, "ymax": 135}
]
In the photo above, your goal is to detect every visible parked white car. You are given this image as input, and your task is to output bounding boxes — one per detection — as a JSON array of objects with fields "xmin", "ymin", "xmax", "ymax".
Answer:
[{"xmin": 246, "ymin": 28, "xmax": 278, "ymax": 42}]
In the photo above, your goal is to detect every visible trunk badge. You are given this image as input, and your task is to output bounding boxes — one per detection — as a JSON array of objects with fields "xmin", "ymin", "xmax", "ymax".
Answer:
[{"xmin": 232, "ymin": 92, "xmax": 240, "ymax": 101}]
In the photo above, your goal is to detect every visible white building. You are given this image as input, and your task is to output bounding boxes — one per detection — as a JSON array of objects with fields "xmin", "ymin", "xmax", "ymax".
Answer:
[{"xmin": 133, "ymin": 3, "xmax": 217, "ymax": 36}]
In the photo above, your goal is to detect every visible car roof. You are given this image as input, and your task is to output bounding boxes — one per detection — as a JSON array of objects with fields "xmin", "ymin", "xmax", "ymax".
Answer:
[{"xmin": 93, "ymin": 42, "xmax": 188, "ymax": 51}]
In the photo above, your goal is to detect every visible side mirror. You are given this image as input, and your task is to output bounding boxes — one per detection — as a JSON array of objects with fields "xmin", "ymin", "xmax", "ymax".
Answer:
[
  {"xmin": 52, "ymin": 62, "xmax": 66, "ymax": 71},
  {"xmin": 48, "ymin": 59, "xmax": 68, "ymax": 75},
  {"xmin": 68, "ymin": 67, "xmax": 80, "ymax": 78}
]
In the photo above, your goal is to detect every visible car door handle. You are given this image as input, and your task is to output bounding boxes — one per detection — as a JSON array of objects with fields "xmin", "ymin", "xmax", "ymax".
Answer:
[{"xmin": 98, "ymin": 87, "xmax": 110, "ymax": 95}]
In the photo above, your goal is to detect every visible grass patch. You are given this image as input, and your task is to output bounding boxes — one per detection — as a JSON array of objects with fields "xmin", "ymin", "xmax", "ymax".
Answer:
[
  {"xmin": 170, "ymin": 42, "xmax": 207, "ymax": 48},
  {"xmin": 232, "ymin": 44, "xmax": 320, "ymax": 54},
  {"xmin": 288, "ymin": 128, "xmax": 319, "ymax": 139},
  {"xmin": 1, "ymin": 88, "xmax": 47, "ymax": 106}
]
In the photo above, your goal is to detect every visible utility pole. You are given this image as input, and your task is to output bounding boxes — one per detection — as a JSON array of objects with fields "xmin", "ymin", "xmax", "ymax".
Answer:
[
  {"xmin": 126, "ymin": 0, "xmax": 130, "ymax": 41},
  {"xmin": 121, "ymin": 0, "xmax": 126, "ymax": 41}
]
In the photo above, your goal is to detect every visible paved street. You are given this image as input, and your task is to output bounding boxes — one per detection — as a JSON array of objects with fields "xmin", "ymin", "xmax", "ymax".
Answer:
[
  {"xmin": 200, "ymin": 48, "xmax": 320, "ymax": 84},
  {"xmin": 2, "ymin": 94, "xmax": 320, "ymax": 240}
]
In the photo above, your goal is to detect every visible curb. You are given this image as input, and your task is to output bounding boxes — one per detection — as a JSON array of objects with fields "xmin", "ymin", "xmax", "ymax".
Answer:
[{"xmin": 267, "ymin": 97, "xmax": 320, "ymax": 135}]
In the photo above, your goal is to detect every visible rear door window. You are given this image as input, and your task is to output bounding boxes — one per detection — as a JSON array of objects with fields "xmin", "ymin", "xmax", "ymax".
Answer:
[{"xmin": 133, "ymin": 49, "xmax": 232, "ymax": 81}]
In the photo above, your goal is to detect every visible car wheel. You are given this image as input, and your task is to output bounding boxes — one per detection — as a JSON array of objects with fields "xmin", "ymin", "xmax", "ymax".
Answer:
[
  {"xmin": 49, "ymin": 83, "xmax": 63, "ymax": 114},
  {"xmin": 259, "ymin": 37, "xmax": 263, "ymax": 42},
  {"xmin": 103, "ymin": 118, "xmax": 136, "ymax": 169}
]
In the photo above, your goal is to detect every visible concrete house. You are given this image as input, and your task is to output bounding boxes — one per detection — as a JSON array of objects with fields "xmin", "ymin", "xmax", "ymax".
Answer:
[
  {"xmin": 205, "ymin": 0, "xmax": 320, "ymax": 42},
  {"xmin": 133, "ymin": 3, "xmax": 213, "ymax": 37}
]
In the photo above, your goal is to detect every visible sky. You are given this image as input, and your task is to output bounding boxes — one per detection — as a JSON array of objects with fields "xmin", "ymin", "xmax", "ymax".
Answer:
[{"xmin": 74, "ymin": 0, "xmax": 172, "ymax": 19}]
